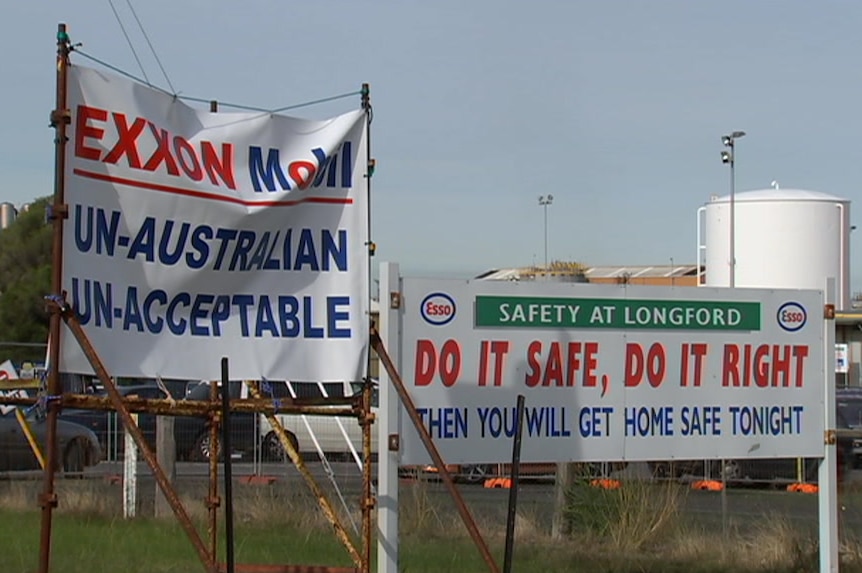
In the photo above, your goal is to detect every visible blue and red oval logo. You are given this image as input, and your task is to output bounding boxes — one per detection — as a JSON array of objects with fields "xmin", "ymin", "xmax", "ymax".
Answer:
[
  {"xmin": 777, "ymin": 302, "xmax": 807, "ymax": 332},
  {"xmin": 420, "ymin": 292, "xmax": 456, "ymax": 326}
]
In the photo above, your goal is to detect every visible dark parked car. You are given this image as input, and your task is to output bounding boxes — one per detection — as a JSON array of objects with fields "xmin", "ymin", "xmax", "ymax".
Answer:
[
  {"xmin": 60, "ymin": 382, "xmax": 256, "ymax": 461},
  {"xmin": 0, "ymin": 406, "xmax": 101, "ymax": 472},
  {"xmin": 648, "ymin": 459, "xmax": 717, "ymax": 480},
  {"xmin": 649, "ymin": 396, "xmax": 856, "ymax": 483},
  {"xmin": 722, "ymin": 396, "xmax": 855, "ymax": 483},
  {"xmin": 837, "ymin": 387, "xmax": 862, "ymax": 468}
]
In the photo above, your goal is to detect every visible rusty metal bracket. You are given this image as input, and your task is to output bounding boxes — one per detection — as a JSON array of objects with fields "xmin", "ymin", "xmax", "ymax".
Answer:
[
  {"xmin": 825, "ymin": 303, "xmax": 836, "ymax": 320},
  {"xmin": 388, "ymin": 434, "xmax": 400, "ymax": 452},
  {"xmin": 38, "ymin": 493, "xmax": 58, "ymax": 509},
  {"xmin": 389, "ymin": 291, "xmax": 402, "ymax": 309},
  {"xmin": 49, "ymin": 108, "xmax": 70, "ymax": 127},
  {"xmin": 44, "ymin": 294, "xmax": 70, "ymax": 315},
  {"xmin": 825, "ymin": 429, "xmax": 837, "ymax": 445},
  {"xmin": 46, "ymin": 204, "xmax": 69, "ymax": 221}
]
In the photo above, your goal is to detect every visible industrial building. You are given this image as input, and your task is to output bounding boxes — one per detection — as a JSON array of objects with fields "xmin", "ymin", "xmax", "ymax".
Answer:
[
  {"xmin": 477, "ymin": 188, "xmax": 862, "ymax": 386},
  {"xmin": 0, "ymin": 202, "xmax": 17, "ymax": 229}
]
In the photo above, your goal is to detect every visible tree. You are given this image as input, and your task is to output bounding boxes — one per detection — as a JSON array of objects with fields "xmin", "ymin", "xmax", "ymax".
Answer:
[{"xmin": 0, "ymin": 197, "xmax": 52, "ymax": 364}]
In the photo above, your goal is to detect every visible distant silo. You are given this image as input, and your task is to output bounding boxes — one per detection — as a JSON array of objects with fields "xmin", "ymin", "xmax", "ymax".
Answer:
[
  {"xmin": 697, "ymin": 189, "xmax": 851, "ymax": 308},
  {"xmin": 0, "ymin": 202, "xmax": 17, "ymax": 229}
]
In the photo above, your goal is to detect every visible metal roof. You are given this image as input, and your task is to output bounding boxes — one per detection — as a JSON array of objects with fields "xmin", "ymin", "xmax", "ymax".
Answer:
[
  {"xmin": 474, "ymin": 268, "xmax": 525, "ymax": 281},
  {"xmin": 709, "ymin": 188, "xmax": 848, "ymax": 203},
  {"xmin": 583, "ymin": 265, "xmax": 699, "ymax": 279},
  {"xmin": 477, "ymin": 264, "xmax": 698, "ymax": 281}
]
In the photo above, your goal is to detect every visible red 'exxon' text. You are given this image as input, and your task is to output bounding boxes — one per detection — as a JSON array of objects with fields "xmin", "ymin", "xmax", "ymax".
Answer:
[{"xmin": 74, "ymin": 105, "xmax": 237, "ymax": 190}]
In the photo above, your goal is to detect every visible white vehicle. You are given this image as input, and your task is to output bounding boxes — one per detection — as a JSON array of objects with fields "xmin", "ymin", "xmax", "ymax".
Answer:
[{"xmin": 258, "ymin": 380, "xmax": 378, "ymax": 462}]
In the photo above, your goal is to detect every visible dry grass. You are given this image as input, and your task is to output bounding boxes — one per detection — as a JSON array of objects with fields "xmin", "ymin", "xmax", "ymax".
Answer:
[
  {"xmin": 0, "ymin": 479, "xmax": 116, "ymax": 516},
  {"xmin": 666, "ymin": 517, "xmax": 820, "ymax": 571},
  {"xmin": 3, "ymin": 475, "xmax": 861, "ymax": 572},
  {"xmin": 565, "ymin": 477, "xmax": 684, "ymax": 551}
]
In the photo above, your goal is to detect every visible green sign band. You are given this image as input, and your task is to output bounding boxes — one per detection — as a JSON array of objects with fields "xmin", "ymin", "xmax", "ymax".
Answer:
[{"xmin": 474, "ymin": 296, "xmax": 761, "ymax": 331}]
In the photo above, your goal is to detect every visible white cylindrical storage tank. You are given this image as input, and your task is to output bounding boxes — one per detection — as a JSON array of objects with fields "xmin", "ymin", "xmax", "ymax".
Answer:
[
  {"xmin": 700, "ymin": 188, "xmax": 851, "ymax": 308},
  {"xmin": 0, "ymin": 202, "xmax": 17, "ymax": 229}
]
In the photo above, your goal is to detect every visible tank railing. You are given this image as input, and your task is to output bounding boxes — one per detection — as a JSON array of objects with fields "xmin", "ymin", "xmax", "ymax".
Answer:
[
  {"xmin": 838, "ymin": 202, "xmax": 847, "ymax": 309},
  {"xmin": 696, "ymin": 206, "xmax": 706, "ymax": 286}
]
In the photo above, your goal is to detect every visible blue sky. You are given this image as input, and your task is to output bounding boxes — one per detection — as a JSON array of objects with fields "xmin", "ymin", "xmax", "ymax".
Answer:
[{"xmin": 5, "ymin": 1, "xmax": 862, "ymax": 288}]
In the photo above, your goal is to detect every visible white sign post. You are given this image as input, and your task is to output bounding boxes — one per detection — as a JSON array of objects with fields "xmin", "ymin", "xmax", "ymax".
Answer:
[
  {"xmin": 123, "ymin": 413, "xmax": 138, "ymax": 519},
  {"xmin": 377, "ymin": 263, "xmax": 400, "ymax": 573},
  {"xmin": 819, "ymin": 279, "xmax": 838, "ymax": 573}
]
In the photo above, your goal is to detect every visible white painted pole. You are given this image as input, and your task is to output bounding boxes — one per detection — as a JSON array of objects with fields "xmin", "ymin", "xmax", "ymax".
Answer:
[
  {"xmin": 123, "ymin": 413, "xmax": 138, "ymax": 519},
  {"xmin": 819, "ymin": 277, "xmax": 838, "ymax": 573},
  {"xmin": 377, "ymin": 262, "xmax": 401, "ymax": 573}
]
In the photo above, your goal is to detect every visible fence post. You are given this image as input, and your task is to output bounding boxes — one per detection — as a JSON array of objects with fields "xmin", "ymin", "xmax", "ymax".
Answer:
[
  {"xmin": 155, "ymin": 416, "xmax": 176, "ymax": 518},
  {"xmin": 551, "ymin": 463, "xmax": 576, "ymax": 540},
  {"xmin": 123, "ymin": 413, "xmax": 137, "ymax": 518}
]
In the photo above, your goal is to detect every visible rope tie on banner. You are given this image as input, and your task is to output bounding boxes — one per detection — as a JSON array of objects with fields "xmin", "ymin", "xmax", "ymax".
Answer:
[
  {"xmin": 261, "ymin": 379, "xmax": 281, "ymax": 414},
  {"xmin": 37, "ymin": 394, "xmax": 62, "ymax": 410},
  {"xmin": 155, "ymin": 375, "xmax": 176, "ymax": 407}
]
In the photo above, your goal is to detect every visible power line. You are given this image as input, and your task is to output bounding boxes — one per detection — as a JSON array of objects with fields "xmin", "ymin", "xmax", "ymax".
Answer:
[
  {"xmin": 106, "ymin": 0, "xmax": 151, "ymax": 85},
  {"xmin": 125, "ymin": 0, "xmax": 176, "ymax": 94},
  {"xmin": 74, "ymin": 50, "xmax": 361, "ymax": 114}
]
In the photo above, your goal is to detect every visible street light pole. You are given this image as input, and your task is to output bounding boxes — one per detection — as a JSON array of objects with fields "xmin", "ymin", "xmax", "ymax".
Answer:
[
  {"xmin": 538, "ymin": 195, "xmax": 553, "ymax": 269},
  {"xmin": 721, "ymin": 131, "xmax": 745, "ymax": 288}
]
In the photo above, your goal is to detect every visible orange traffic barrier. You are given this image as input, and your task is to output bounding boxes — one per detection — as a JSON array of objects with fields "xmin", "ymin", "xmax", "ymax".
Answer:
[
  {"xmin": 483, "ymin": 477, "xmax": 512, "ymax": 489},
  {"xmin": 787, "ymin": 483, "xmax": 818, "ymax": 494},
  {"xmin": 590, "ymin": 478, "xmax": 621, "ymax": 490},
  {"xmin": 691, "ymin": 480, "xmax": 724, "ymax": 491}
]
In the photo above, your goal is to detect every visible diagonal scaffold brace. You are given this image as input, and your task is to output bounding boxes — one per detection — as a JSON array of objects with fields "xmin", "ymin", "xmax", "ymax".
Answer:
[
  {"xmin": 370, "ymin": 327, "xmax": 501, "ymax": 573},
  {"xmin": 242, "ymin": 381, "xmax": 365, "ymax": 571},
  {"xmin": 45, "ymin": 296, "xmax": 216, "ymax": 571}
]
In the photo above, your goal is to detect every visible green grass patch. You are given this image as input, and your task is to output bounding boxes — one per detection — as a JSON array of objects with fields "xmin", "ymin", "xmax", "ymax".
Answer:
[{"xmin": 1, "ymin": 477, "xmax": 860, "ymax": 572}]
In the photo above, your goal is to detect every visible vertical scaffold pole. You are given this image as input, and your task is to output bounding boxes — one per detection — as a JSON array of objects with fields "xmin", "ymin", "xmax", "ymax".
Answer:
[
  {"xmin": 39, "ymin": 22, "xmax": 72, "ymax": 573},
  {"xmin": 360, "ymin": 83, "xmax": 374, "ymax": 573},
  {"xmin": 207, "ymin": 100, "xmax": 221, "ymax": 573},
  {"xmin": 361, "ymin": 379, "xmax": 374, "ymax": 573}
]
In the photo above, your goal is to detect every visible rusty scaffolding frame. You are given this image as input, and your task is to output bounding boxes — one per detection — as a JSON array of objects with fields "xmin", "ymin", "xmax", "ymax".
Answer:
[
  {"xmin": 12, "ymin": 23, "xmax": 379, "ymax": 573},
  {"xmin": 0, "ymin": 22, "xmax": 503, "ymax": 573}
]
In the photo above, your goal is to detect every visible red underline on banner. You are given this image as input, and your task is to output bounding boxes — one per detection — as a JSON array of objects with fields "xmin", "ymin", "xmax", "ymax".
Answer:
[{"xmin": 71, "ymin": 168, "xmax": 354, "ymax": 207}]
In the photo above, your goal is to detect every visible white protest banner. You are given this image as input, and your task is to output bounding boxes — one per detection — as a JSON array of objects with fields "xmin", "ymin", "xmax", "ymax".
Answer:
[
  {"xmin": 0, "ymin": 359, "xmax": 23, "ymax": 414},
  {"xmin": 398, "ymin": 279, "xmax": 825, "ymax": 465},
  {"xmin": 0, "ymin": 359, "xmax": 18, "ymax": 382},
  {"xmin": 61, "ymin": 65, "xmax": 369, "ymax": 381}
]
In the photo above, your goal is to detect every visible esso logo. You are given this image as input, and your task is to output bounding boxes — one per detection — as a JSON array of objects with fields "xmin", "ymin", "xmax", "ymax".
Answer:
[
  {"xmin": 420, "ymin": 292, "xmax": 456, "ymax": 326},
  {"xmin": 777, "ymin": 302, "xmax": 807, "ymax": 332}
]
